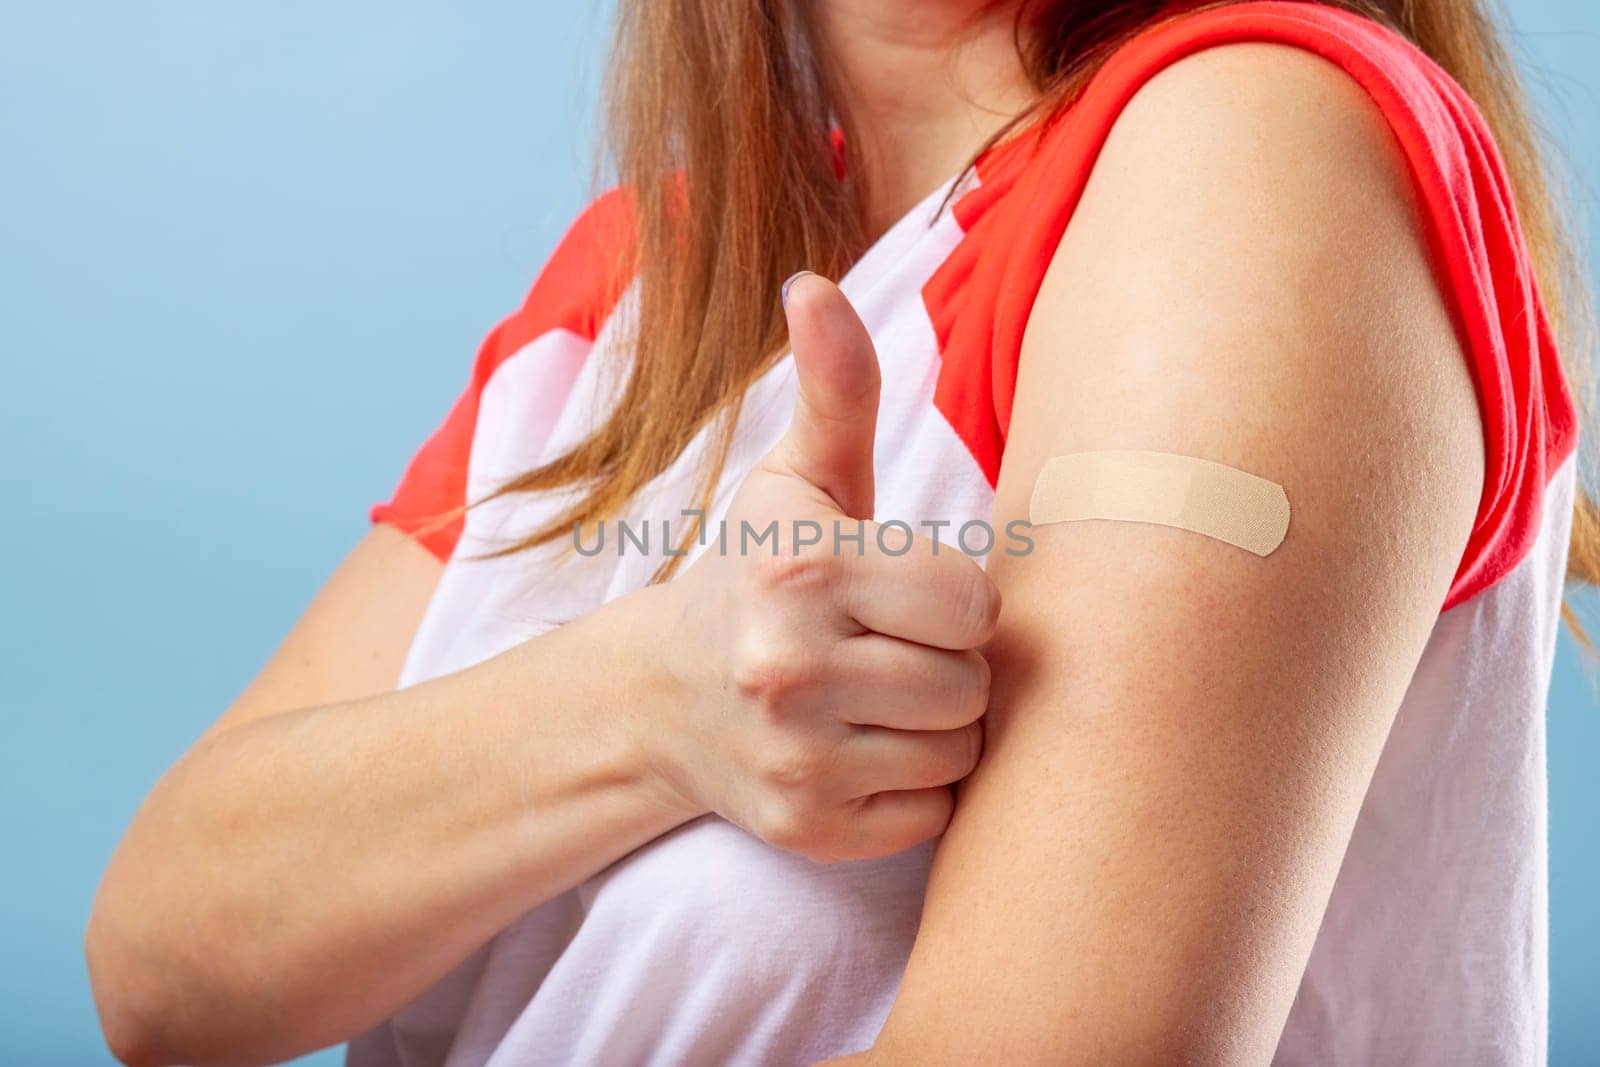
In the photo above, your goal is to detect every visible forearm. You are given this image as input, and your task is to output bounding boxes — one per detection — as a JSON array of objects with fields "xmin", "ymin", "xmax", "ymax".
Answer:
[{"xmin": 87, "ymin": 584, "xmax": 697, "ymax": 1066}]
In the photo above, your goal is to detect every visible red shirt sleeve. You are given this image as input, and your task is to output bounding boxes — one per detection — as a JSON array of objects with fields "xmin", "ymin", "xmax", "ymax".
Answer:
[
  {"xmin": 370, "ymin": 187, "xmax": 635, "ymax": 560},
  {"xmin": 925, "ymin": 0, "xmax": 1577, "ymax": 611}
]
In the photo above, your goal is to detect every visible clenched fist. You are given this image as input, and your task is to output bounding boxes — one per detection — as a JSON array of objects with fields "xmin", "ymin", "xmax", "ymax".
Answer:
[{"xmin": 647, "ymin": 272, "xmax": 1000, "ymax": 863}]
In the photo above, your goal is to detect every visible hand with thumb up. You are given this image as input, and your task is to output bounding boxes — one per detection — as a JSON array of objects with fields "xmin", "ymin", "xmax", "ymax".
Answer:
[{"xmin": 645, "ymin": 272, "xmax": 1001, "ymax": 863}]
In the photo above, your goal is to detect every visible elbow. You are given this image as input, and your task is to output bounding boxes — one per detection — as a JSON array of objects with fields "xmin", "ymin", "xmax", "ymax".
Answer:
[
  {"xmin": 86, "ymin": 899, "xmax": 327, "ymax": 1067},
  {"xmin": 86, "ymin": 923, "xmax": 169, "ymax": 1067},
  {"xmin": 85, "ymin": 770, "xmax": 295, "ymax": 1066},
  {"xmin": 85, "ymin": 906, "xmax": 184, "ymax": 1067},
  {"xmin": 99, "ymin": 1019, "xmax": 166, "ymax": 1067},
  {"xmin": 85, "ymin": 900, "xmax": 228, "ymax": 1067}
]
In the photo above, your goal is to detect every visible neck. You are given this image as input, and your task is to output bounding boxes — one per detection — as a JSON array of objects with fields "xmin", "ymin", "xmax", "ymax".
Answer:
[{"xmin": 813, "ymin": 1, "xmax": 1038, "ymax": 234}]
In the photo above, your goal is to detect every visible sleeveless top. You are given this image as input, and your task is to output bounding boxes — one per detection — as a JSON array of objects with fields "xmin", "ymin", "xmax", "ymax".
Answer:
[{"xmin": 352, "ymin": 4, "xmax": 1578, "ymax": 1063}]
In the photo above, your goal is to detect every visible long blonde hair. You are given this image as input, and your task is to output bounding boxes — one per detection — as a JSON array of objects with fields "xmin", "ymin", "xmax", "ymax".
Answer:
[{"xmin": 485, "ymin": 0, "xmax": 1600, "ymax": 604}]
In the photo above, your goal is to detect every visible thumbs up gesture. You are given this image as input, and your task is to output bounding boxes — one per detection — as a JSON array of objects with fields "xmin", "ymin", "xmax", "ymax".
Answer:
[{"xmin": 649, "ymin": 272, "xmax": 1001, "ymax": 863}]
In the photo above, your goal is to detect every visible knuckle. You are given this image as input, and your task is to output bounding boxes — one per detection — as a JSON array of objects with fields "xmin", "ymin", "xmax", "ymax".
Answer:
[
  {"xmin": 758, "ymin": 740, "xmax": 825, "ymax": 792},
  {"xmin": 941, "ymin": 650, "xmax": 991, "ymax": 724},
  {"xmin": 958, "ymin": 572, "xmax": 1002, "ymax": 645},
  {"xmin": 958, "ymin": 721, "xmax": 985, "ymax": 777},
  {"xmin": 934, "ymin": 564, "xmax": 1000, "ymax": 648},
  {"xmin": 749, "ymin": 547, "xmax": 837, "ymax": 597},
  {"xmin": 754, "ymin": 797, "xmax": 826, "ymax": 856},
  {"xmin": 871, "ymin": 792, "xmax": 954, "ymax": 856},
  {"xmin": 924, "ymin": 725, "xmax": 981, "ymax": 785},
  {"xmin": 731, "ymin": 633, "xmax": 811, "ymax": 710},
  {"xmin": 924, "ymin": 789, "xmax": 958, "ymax": 837}
]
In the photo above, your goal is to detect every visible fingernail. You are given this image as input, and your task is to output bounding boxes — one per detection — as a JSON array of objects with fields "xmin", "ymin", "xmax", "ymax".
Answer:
[{"xmin": 780, "ymin": 270, "xmax": 813, "ymax": 310}]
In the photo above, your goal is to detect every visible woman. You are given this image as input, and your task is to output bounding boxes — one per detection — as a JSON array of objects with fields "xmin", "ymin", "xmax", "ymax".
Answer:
[{"xmin": 86, "ymin": 0, "xmax": 1590, "ymax": 1063}]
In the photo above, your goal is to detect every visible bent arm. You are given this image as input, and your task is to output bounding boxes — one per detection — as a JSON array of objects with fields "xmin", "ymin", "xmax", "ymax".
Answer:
[
  {"xmin": 87, "ymin": 527, "xmax": 694, "ymax": 1067},
  {"xmin": 856, "ymin": 45, "xmax": 1485, "ymax": 1063}
]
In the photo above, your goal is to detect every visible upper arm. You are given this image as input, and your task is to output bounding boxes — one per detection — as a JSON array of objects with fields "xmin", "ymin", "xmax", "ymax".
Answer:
[
  {"xmin": 871, "ymin": 45, "xmax": 1484, "ymax": 1062},
  {"xmin": 206, "ymin": 525, "xmax": 441, "ymax": 738}
]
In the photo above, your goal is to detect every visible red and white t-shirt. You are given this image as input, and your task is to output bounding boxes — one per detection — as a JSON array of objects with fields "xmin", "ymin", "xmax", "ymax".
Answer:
[{"xmin": 355, "ymin": 4, "xmax": 1577, "ymax": 1063}]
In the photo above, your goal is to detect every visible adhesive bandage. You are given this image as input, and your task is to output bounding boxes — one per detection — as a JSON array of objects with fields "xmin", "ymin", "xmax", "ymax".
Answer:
[{"xmin": 1028, "ymin": 451, "xmax": 1290, "ymax": 556}]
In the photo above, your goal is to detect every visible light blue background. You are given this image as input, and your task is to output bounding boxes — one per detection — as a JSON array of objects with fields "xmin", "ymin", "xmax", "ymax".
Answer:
[{"xmin": 2, "ymin": 3, "xmax": 1595, "ymax": 1064}]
